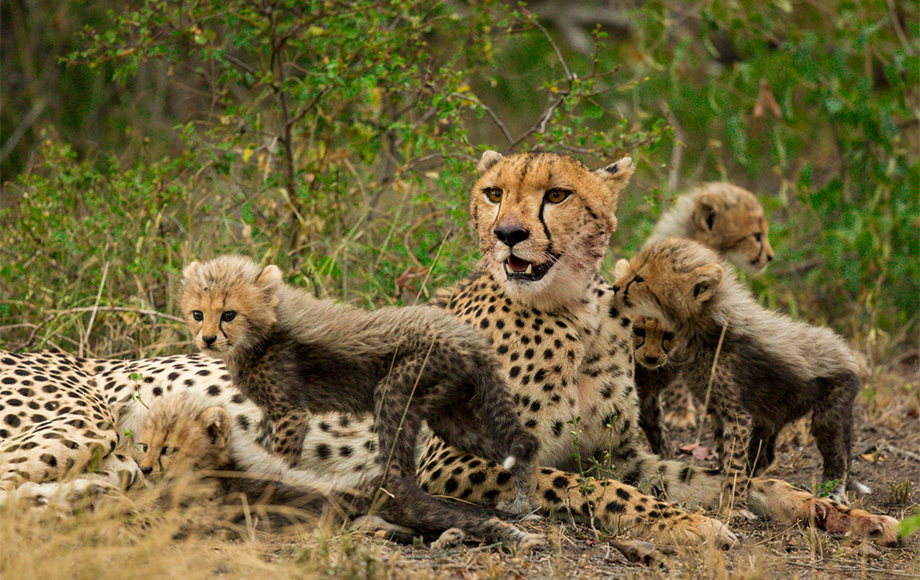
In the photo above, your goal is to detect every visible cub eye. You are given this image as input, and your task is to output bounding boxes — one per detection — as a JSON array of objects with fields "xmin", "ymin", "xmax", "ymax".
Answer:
[
  {"xmin": 632, "ymin": 327, "xmax": 646, "ymax": 337},
  {"xmin": 141, "ymin": 444, "xmax": 148, "ymax": 453},
  {"xmin": 662, "ymin": 332, "xmax": 675, "ymax": 341},
  {"xmin": 161, "ymin": 447, "xmax": 174, "ymax": 457},
  {"xmin": 633, "ymin": 275, "xmax": 644, "ymax": 284},
  {"xmin": 753, "ymin": 232, "xmax": 763, "ymax": 242},
  {"xmin": 192, "ymin": 311, "xmax": 203, "ymax": 322},
  {"xmin": 545, "ymin": 188, "xmax": 571, "ymax": 204},
  {"xmin": 483, "ymin": 188, "xmax": 502, "ymax": 203},
  {"xmin": 221, "ymin": 311, "xmax": 237, "ymax": 323}
]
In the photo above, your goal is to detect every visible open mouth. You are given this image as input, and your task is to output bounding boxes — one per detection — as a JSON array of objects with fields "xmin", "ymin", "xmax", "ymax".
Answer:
[{"xmin": 504, "ymin": 255, "xmax": 553, "ymax": 282}]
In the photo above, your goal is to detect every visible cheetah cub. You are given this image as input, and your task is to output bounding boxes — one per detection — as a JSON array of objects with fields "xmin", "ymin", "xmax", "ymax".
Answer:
[
  {"xmin": 630, "ymin": 315, "xmax": 686, "ymax": 457},
  {"xmin": 139, "ymin": 394, "xmax": 433, "ymax": 542},
  {"xmin": 648, "ymin": 182, "xmax": 775, "ymax": 273},
  {"xmin": 181, "ymin": 255, "xmax": 542, "ymax": 548},
  {"xmin": 638, "ymin": 182, "xmax": 775, "ymax": 442},
  {"xmin": 613, "ymin": 238, "xmax": 864, "ymax": 508}
]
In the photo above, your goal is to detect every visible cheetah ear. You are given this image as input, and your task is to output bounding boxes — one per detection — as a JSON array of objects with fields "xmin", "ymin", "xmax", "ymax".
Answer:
[
  {"xmin": 694, "ymin": 193, "xmax": 720, "ymax": 232},
  {"xmin": 594, "ymin": 156, "xmax": 635, "ymax": 231},
  {"xmin": 690, "ymin": 263, "xmax": 723, "ymax": 303},
  {"xmin": 200, "ymin": 407, "xmax": 232, "ymax": 450},
  {"xmin": 477, "ymin": 150, "xmax": 503, "ymax": 174},
  {"xmin": 254, "ymin": 264, "xmax": 283, "ymax": 296},
  {"xmin": 613, "ymin": 258, "xmax": 631, "ymax": 282}
]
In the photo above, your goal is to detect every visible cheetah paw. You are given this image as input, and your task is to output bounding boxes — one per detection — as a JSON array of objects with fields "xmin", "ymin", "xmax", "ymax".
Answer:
[
  {"xmin": 656, "ymin": 513, "xmax": 738, "ymax": 549},
  {"xmin": 609, "ymin": 539, "xmax": 674, "ymax": 566},
  {"xmin": 663, "ymin": 409, "xmax": 697, "ymax": 430},
  {"xmin": 430, "ymin": 528, "xmax": 466, "ymax": 550}
]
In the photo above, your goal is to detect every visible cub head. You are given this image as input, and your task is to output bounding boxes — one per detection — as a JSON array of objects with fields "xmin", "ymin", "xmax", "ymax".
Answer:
[
  {"xmin": 138, "ymin": 396, "xmax": 232, "ymax": 479},
  {"xmin": 181, "ymin": 255, "xmax": 283, "ymax": 358},
  {"xmin": 684, "ymin": 183, "xmax": 774, "ymax": 273},
  {"xmin": 471, "ymin": 150, "xmax": 634, "ymax": 308},
  {"xmin": 630, "ymin": 315, "xmax": 684, "ymax": 369},
  {"xmin": 612, "ymin": 238, "xmax": 724, "ymax": 330}
]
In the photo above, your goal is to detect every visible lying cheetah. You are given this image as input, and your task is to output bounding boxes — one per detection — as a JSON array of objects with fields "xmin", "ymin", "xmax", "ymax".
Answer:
[
  {"xmin": 416, "ymin": 150, "xmax": 898, "ymax": 545},
  {"xmin": 179, "ymin": 254, "xmax": 541, "ymax": 548},
  {"xmin": 613, "ymin": 238, "xmax": 868, "ymax": 507}
]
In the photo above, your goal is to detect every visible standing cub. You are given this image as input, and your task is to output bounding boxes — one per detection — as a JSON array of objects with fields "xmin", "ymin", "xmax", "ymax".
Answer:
[
  {"xmin": 613, "ymin": 239, "xmax": 862, "ymax": 507},
  {"xmin": 181, "ymin": 255, "xmax": 541, "ymax": 548}
]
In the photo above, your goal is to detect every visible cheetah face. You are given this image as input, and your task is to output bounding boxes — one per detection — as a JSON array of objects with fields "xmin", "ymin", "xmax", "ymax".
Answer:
[
  {"xmin": 690, "ymin": 184, "xmax": 774, "ymax": 273},
  {"xmin": 139, "ymin": 402, "xmax": 231, "ymax": 479},
  {"xmin": 630, "ymin": 315, "xmax": 684, "ymax": 369},
  {"xmin": 612, "ymin": 239, "xmax": 723, "ymax": 328},
  {"xmin": 470, "ymin": 151, "xmax": 634, "ymax": 308},
  {"xmin": 181, "ymin": 257, "xmax": 282, "ymax": 358}
]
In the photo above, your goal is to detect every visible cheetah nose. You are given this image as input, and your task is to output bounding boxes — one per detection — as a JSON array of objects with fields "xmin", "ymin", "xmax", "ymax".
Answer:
[
  {"xmin": 766, "ymin": 253, "xmax": 774, "ymax": 262},
  {"xmin": 644, "ymin": 355, "xmax": 660, "ymax": 366},
  {"xmin": 494, "ymin": 225, "xmax": 529, "ymax": 247},
  {"xmin": 202, "ymin": 335, "xmax": 217, "ymax": 347},
  {"xmin": 140, "ymin": 466, "xmax": 153, "ymax": 476}
]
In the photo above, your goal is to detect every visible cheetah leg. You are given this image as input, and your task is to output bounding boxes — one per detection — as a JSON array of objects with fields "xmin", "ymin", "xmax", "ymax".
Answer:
[
  {"xmin": 747, "ymin": 478, "xmax": 901, "ymax": 547},
  {"xmin": 661, "ymin": 384, "xmax": 698, "ymax": 430},
  {"xmin": 417, "ymin": 439, "xmax": 736, "ymax": 548},
  {"xmin": 638, "ymin": 390, "xmax": 671, "ymax": 458},
  {"xmin": 374, "ymin": 371, "xmax": 542, "ymax": 549}
]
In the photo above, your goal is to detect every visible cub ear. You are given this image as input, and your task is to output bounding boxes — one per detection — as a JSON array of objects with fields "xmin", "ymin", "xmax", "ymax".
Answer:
[
  {"xmin": 182, "ymin": 261, "xmax": 201, "ymax": 282},
  {"xmin": 255, "ymin": 264, "xmax": 283, "ymax": 296},
  {"xmin": 694, "ymin": 193, "xmax": 720, "ymax": 232},
  {"xmin": 690, "ymin": 263, "xmax": 723, "ymax": 303},
  {"xmin": 613, "ymin": 258, "xmax": 631, "ymax": 282},
  {"xmin": 477, "ymin": 150, "xmax": 503, "ymax": 174},
  {"xmin": 200, "ymin": 407, "xmax": 232, "ymax": 449}
]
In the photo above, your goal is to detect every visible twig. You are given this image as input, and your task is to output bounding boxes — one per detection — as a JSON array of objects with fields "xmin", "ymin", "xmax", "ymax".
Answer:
[
  {"xmin": 883, "ymin": 442, "xmax": 920, "ymax": 462},
  {"xmin": 80, "ymin": 261, "xmax": 109, "ymax": 358},
  {"xmin": 659, "ymin": 101, "xmax": 685, "ymax": 193},
  {"xmin": 786, "ymin": 558, "xmax": 917, "ymax": 577},
  {"xmin": 51, "ymin": 306, "xmax": 186, "ymax": 324},
  {"xmin": 695, "ymin": 323, "xmax": 728, "ymax": 446}
]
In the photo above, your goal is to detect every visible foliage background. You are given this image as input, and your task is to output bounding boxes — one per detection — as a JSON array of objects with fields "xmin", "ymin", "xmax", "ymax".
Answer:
[{"xmin": 1, "ymin": 0, "xmax": 917, "ymax": 364}]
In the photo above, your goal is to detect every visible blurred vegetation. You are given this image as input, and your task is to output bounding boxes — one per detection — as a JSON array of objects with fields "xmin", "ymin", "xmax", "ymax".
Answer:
[{"xmin": 1, "ymin": 0, "xmax": 917, "ymax": 361}]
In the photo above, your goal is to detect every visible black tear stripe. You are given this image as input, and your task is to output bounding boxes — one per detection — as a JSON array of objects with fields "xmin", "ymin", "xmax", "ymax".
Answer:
[{"xmin": 537, "ymin": 199, "xmax": 554, "ymax": 254}]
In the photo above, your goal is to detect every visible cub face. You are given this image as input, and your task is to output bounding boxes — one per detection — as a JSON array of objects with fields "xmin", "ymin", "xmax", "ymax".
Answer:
[
  {"xmin": 630, "ymin": 315, "xmax": 683, "ymax": 369},
  {"xmin": 688, "ymin": 183, "xmax": 773, "ymax": 273},
  {"xmin": 181, "ymin": 255, "xmax": 283, "ymax": 357},
  {"xmin": 138, "ymin": 398, "xmax": 232, "ymax": 478},
  {"xmin": 612, "ymin": 239, "xmax": 724, "ymax": 330},
  {"xmin": 470, "ymin": 150, "xmax": 634, "ymax": 308}
]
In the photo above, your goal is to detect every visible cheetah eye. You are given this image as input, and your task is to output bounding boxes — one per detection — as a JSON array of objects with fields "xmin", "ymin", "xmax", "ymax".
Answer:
[
  {"xmin": 221, "ymin": 311, "xmax": 237, "ymax": 323},
  {"xmin": 753, "ymin": 232, "xmax": 763, "ymax": 242},
  {"xmin": 141, "ymin": 444, "xmax": 148, "ymax": 453},
  {"xmin": 632, "ymin": 327, "xmax": 646, "ymax": 337},
  {"xmin": 662, "ymin": 332, "xmax": 675, "ymax": 341},
  {"xmin": 633, "ymin": 275, "xmax": 644, "ymax": 284},
  {"xmin": 161, "ymin": 446, "xmax": 174, "ymax": 457},
  {"xmin": 545, "ymin": 188, "xmax": 571, "ymax": 204},
  {"xmin": 483, "ymin": 187, "xmax": 502, "ymax": 203},
  {"xmin": 192, "ymin": 311, "xmax": 203, "ymax": 322}
]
